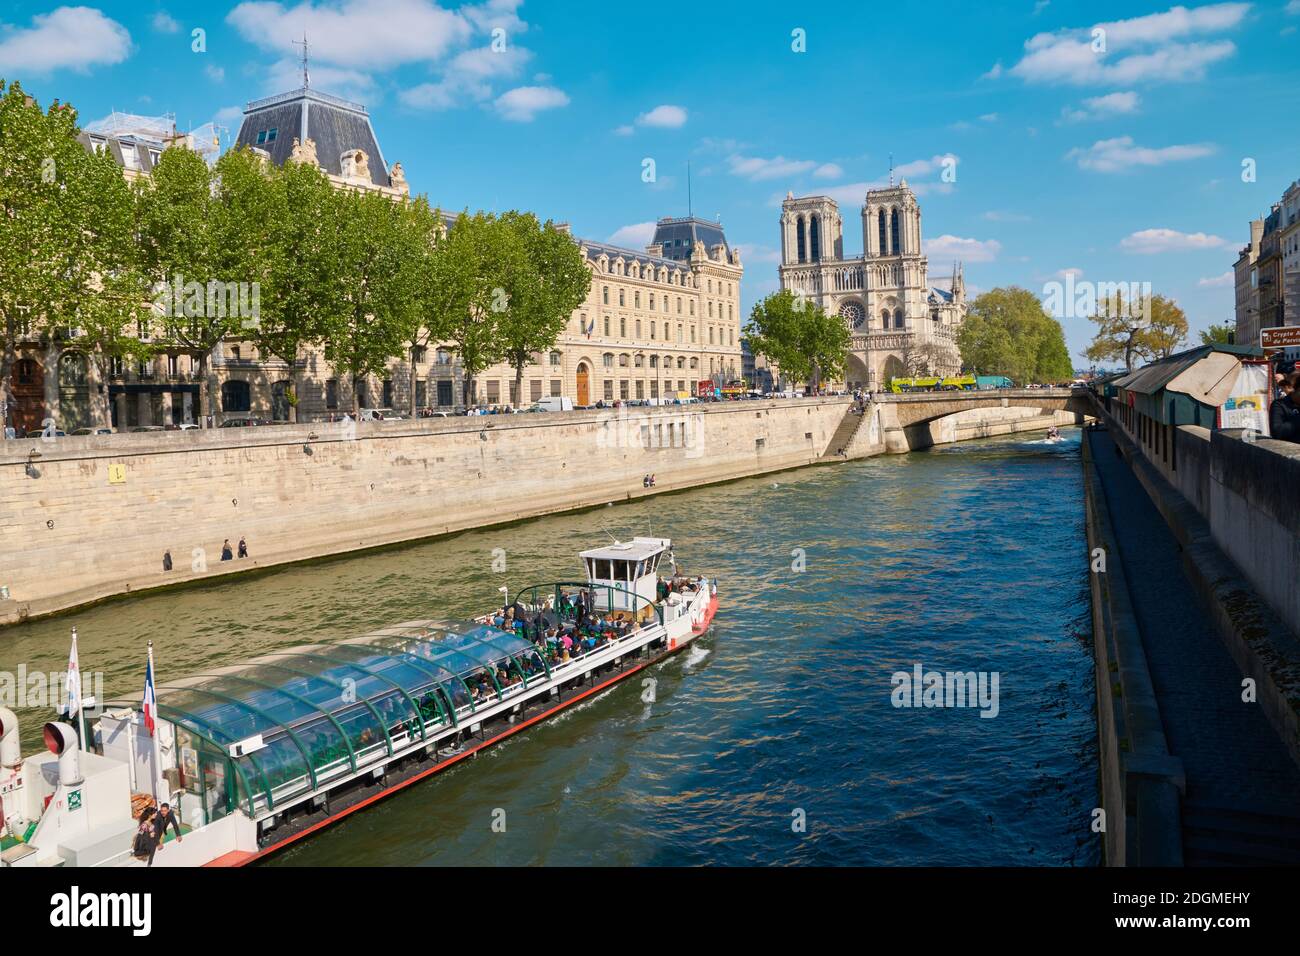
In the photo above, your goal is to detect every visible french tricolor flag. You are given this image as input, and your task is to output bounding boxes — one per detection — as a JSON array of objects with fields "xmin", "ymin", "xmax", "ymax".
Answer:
[{"xmin": 143, "ymin": 645, "xmax": 158, "ymax": 737}]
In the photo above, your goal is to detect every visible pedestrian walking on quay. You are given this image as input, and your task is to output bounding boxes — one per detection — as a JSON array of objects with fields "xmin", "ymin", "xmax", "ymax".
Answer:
[
  {"xmin": 221, "ymin": 539, "xmax": 233, "ymax": 561},
  {"xmin": 238, "ymin": 536, "xmax": 249, "ymax": 558}
]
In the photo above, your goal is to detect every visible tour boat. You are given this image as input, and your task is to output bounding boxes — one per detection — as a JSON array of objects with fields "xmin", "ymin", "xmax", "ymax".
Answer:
[{"xmin": 0, "ymin": 537, "xmax": 718, "ymax": 868}]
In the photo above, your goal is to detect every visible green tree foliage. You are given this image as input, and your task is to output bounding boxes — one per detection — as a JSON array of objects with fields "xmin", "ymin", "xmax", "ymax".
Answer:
[
  {"xmin": 434, "ymin": 211, "xmax": 518, "ymax": 406},
  {"xmin": 497, "ymin": 212, "xmax": 592, "ymax": 407},
  {"xmin": 1084, "ymin": 290, "xmax": 1187, "ymax": 371},
  {"xmin": 255, "ymin": 159, "xmax": 345, "ymax": 421},
  {"xmin": 0, "ymin": 81, "xmax": 148, "ymax": 430},
  {"xmin": 399, "ymin": 198, "xmax": 448, "ymax": 417},
  {"xmin": 55, "ymin": 128, "xmax": 152, "ymax": 428},
  {"xmin": 957, "ymin": 286, "xmax": 1073, "ymax": 384},
  {"xmin": 136, "ymin": 145, "xmax": 222, "ymax": 420},
  {"xmin": 745, "ymin": 289, "xmax": 850, "ymax": 389},
  {"xmin": 323, "ymin": 188, "xmax": 427, "ymax": 417},
  {"xmin": 1199, "ymin": 322, "xmax": 1235, "ymax": 346}
]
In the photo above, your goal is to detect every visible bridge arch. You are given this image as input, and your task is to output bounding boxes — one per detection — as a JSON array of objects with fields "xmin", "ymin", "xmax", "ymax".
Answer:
[{"xmin": 878, "ymin": 389, "xmax": 1092, "ymax": 430}]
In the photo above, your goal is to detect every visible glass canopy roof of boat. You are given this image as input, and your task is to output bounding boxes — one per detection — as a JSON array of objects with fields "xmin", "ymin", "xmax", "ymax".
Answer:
[{"xmin": 105, "ymin": 620, "xmax": 545, "ymax": 814}]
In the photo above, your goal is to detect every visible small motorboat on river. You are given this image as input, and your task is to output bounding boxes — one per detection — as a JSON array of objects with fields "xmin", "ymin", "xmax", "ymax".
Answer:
[{"xmin": 0, "ymin": 537, "xmax": 717, "ymax": 868}]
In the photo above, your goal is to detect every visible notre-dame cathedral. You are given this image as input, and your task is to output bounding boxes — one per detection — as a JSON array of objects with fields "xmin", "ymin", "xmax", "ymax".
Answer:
[{"xmin": 778, "ymin": 180, "xmax": 967, "ymax": 389}]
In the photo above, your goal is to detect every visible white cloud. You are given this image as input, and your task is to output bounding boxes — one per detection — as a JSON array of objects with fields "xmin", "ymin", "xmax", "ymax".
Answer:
[
  {"xmin": 1054, "ymin": 267, "xmax": 1085, "ymax": 279},
  {"xmin": 0, "ymin": 6, "xmax": 132, "ymax": 73},
  {"xmin": 729, "ymin": 154, "xmax": 822, "ymax": 181},
  {"xmin": 637, "ymin": 104, "xmax": 687, "ymax": 128},
  {"xmin": 213, "ymin": 105, "xmax": 245, "ymax": 125},
  {"xmin": 205, "ymin": 64, "xmax": 226, "ymax": 83},
  {"xmin": 613, "ymin": 124, "xmax": 634, "ymax": 136},
  {"xmin": 999, "ymin": 2, "xmax": 1249, "ymax": 86},
  {"xmin": 895, "ymin": 153, "xmax": 959, "ymax": 179},
  {"xmin": 983, "ymin": 210, "xmax": 1032, "ymax": 222},
  {"xmin": 733, "ymin": 243, "xmax": 782, "ymax": 265},
  {"xmin": 606, "ymin": 222, "xmax": 657, "ymax": 249},
  {"xmin": 923, "ymin": 235, "xmax": 1002, "ymax": 263},
  {"xmin": 1060, "ymin": 90, "xmax": 1141, "ymax": 122},
  {"xmin": 152, "ymin": 11, "xmax": 181, "ymax": 34},
  {"xmin": 464, "ymin": 0, "xmax": 528, "ymax": 34},
  {"xmin": 1067, "ymin": 136, "xmax": 1214, "ymax": 172},
  {"xmin": 1120, "ymin": 228, "xmax": 1227, "ymax": 254},
  {"xmin": 399, "ymin": 43, "xmax": 530, "ymax": 111},
  {"xmin": 448, "ymin": 43, "xmax": 531, "ymax": 80},
  {"xmin": 264, "ymin": 58, "xmax": 377, "ymax": 100},
  {"xmin": 494, "ymin": 85, "xmax": 568, "ymax": 121},
  {"xmin": 227, "ymin": 0, "xmax": 472, "ymax": 70},
  {"xmin": 1288, "ymin": 0, "xmax": 1300, "ymax": 13},
  {"xmin": 1197, "ymin": 270, "xmax": 1234, "ymax": 287},
  {"xmin": 813, "ymin": 163, "xmax": 843, "ymax": 180}
]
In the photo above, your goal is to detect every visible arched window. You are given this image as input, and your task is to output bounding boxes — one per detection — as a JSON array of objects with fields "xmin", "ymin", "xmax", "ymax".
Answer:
[
  {"xmin": 890, "ymin": 209, "xmax": 901, "ymax": 255},
  {"xmin": 881, "ymin": 309, "xmax": 890, "ymax": 329},
  {"xmin": 796, "ymin": 216, "xmax": 807, "ymax": 263},
  {"xmin": 878, "ymin": 210, "xmax": 887, "ymax": 255},
  {"xmin": 810, "ymin": 214, "xmax": 821, "ymax": 261},
  {"xmin": 59, "ymin": 352, "xmax": 88, "ymax": 385},
  {"xmin": 221, "ymin": 379, "xmax": 251, "ymax": 412},
  {"xmin": 894, "ymin": 309, "xmax": 905, "ymax": 329}
]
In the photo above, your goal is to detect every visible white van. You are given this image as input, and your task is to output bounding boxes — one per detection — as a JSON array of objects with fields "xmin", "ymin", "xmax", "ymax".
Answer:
[{"xmin": 530, "ymin": 396, "xmax": 574, "ymax": 412}]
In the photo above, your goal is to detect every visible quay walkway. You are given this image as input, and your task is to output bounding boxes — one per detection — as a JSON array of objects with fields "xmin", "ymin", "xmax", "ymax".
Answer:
[{"xmin": 1087, "ymin": 426, "xmax": 1300, "ymax": 864}]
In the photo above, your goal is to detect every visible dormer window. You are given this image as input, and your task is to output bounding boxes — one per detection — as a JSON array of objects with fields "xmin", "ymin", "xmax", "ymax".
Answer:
[{"xmin": 255, "ymin": 128, "xmax": 278, "ymax": 145}]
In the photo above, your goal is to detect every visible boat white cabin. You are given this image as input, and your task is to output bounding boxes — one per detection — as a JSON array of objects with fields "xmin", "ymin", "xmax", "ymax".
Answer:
[
  {"xmin": 578, "ymin": 537, "xmax": 672, "ymax": 615},
  {"xmin": 0, "ymin": 538, "xmax": 718, "ymax": 868}
]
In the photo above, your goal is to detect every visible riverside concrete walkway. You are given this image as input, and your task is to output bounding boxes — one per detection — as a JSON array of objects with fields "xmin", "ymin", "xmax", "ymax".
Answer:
[{"xmin": 1088, "ymin": 427, "xmax": 1300, "ymax": 865}]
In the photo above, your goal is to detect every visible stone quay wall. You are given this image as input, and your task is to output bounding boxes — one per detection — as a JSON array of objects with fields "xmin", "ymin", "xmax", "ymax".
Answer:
[
  {"xmin": 2, "ymin": 396, "xmax": 1095, "ymax": 626},
  {"xmin": 0, "ymin": 399, "xmax": 850, "ymax": 625}
]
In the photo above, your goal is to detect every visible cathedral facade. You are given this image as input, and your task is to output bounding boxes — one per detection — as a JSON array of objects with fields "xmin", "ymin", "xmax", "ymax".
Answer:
[{"xmin": 778, "ymin": 181, "xmax": 966, "ymax": 390}]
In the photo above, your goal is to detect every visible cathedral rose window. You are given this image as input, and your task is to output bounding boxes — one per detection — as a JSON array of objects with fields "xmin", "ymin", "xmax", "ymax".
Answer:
[{"xmin": 839, "ymin": 301, "xmax": 866, "ymax": 329}]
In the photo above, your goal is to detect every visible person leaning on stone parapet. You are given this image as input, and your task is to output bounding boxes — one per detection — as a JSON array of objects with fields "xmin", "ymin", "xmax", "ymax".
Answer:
[{"xmin": 1270, "ymin": 372, "xmax": 1300, "ymax": 444}]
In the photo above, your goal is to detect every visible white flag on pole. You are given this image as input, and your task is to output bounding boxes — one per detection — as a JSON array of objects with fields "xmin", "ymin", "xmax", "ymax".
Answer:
[{"xmin": 64, "ymin": 628, "xmax": 82, "ymax": 720}]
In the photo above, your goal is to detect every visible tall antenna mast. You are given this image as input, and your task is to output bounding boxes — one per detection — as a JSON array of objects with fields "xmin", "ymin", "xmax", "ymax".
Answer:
[
  {"xmin": 293, "ymin": 32, "xmax": 310, "ymax": 89},
  {"xmin": 889, "ymin": 153, "xmax": 894, "ymax": 187}
]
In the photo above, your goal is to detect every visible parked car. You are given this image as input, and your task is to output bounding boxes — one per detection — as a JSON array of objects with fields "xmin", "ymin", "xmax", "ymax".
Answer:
[
  {"xmin": 128, "ymin": 425, "xmax": 164, "ymax": 433},
  {"xmin": 219, "ymin": 417, "xmax": 267, "ymax": 427},
  {"xmin": 531, "ymin": 396, "xmax": 574, "ymax": 412},
  {"xmin": 69, "ymin": 427, "xmax": 113, "ymax": 436}
]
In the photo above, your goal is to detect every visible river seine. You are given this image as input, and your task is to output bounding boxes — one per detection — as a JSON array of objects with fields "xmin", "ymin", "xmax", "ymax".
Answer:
[{"xmin": 2, "ymin": 430, "xmax": 1098, "ymax": 865}]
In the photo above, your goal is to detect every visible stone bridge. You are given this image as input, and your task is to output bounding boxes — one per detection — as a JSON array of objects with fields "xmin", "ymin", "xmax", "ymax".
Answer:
[
  {"xmin": 876, "ymin": 388, "xmax": 1092, "ymax": 429},
  {"xmin": 835, "ymin": 388, "xmax": 1093, "ymax": 456}
]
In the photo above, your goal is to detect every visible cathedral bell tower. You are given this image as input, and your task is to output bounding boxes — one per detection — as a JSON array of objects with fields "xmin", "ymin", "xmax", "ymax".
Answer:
[
  {"xmin": 780, "ymin": 193, "xmax": 844, "ymax": 265},
  {"xmin": 862, "ymin": 180, "xmax": 921, "ymax": 259}
]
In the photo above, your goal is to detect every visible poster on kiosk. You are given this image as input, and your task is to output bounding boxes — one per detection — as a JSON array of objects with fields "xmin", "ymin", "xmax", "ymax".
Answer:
[{"xmin": 1245, "ymin": 326, "xmax": 1300, "ymax": 438}]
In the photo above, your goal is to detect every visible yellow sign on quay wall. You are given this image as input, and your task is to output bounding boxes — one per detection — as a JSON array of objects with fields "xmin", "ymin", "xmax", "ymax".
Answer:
[{"xmin": 107, "ymin": 463, "xmax": 126, "ymax": 485}]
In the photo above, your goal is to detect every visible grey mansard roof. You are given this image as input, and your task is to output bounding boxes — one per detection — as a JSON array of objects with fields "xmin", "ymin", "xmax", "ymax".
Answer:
[
  {"xmin": 581, "ymin": 240, "xmax": 685, "ymax": 273},
  {"xmin": 650, "ymin": 217, "xmax": 730, "ymax": 262},
  {"xmin": 234, "ymin": 87, "xmax": 392, "ymax": 188}
]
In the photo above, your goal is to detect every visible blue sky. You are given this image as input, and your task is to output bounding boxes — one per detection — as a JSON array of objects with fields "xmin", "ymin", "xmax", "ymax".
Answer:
[{"xmin": 2, "ymin": 0, "xmax": 1298, "ymax": 361}]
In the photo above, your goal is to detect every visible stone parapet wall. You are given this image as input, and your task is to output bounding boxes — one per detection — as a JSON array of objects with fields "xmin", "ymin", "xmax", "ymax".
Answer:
[{"xmin": 0, "ymin": 399, "xmax": 848, "ymax": 625}]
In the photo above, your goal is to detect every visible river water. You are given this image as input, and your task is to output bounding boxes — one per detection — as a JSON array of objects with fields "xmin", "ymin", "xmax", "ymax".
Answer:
[{"xmin": 1, "ymin": 430, "xmax": 1098, "ymax": 866}]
